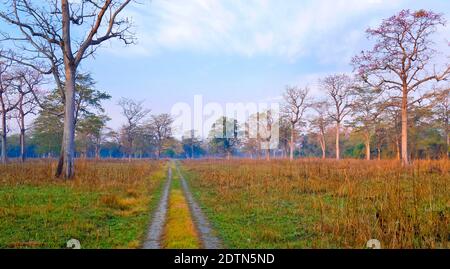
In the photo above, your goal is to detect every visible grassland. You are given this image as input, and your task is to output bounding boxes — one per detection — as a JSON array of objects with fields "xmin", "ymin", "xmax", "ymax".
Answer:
[
  {"xmin": 181, "ymin": 159, "xmax": 449, "ymax": 249},
  {"xmin": 0, "ymin": 160, "xmax": 165, "ymax": 249}
]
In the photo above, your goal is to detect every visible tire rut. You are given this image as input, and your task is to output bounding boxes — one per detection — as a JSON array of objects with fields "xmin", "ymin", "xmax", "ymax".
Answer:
[
  {"xmin": 175, "ymin": 163, "xmax": 223, "ymax": 249},
  {"xmin": 142, "ymin": 165, "xmax": 172, "ymax": 249}
]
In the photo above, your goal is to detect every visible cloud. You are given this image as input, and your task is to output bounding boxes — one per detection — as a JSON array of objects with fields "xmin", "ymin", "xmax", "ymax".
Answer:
[
  {"xmin": 110, "ymin": 0, "xmax": 407, "ymax": 61},
  {"xmin": 105, "ymin": 0, "xmax": 449, "ymax": 67}
]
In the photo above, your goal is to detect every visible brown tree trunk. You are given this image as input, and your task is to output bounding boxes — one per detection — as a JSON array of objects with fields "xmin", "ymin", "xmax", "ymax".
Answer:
[
  {"xmin": 335, "ymin": 122, "xmax": 340, "ymax": 160},
  {"xmin": 266, "ymin": 148, "xmax": 270, "ymax": 161},
  {"xmin": 1, "ymin": 114, "xmax": 6, "ymax": 164},
  {"xmin": 55, "ymin": 147, "xmax": 64, "ymax": 177},
  {"xmin": 401, "ymin": 86, "xmax": 409, "ymax": 166}
]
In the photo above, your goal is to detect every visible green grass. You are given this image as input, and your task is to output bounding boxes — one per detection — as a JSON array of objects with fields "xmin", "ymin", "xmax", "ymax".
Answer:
[{"xmin": 0, "ymin": 161, "xmax": 166, "ymax": 249}]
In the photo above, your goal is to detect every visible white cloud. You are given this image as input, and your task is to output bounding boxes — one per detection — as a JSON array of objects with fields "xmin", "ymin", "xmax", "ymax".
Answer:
[{"xmin": 107, "ymin": 0, "xmax": 436, "ymax": 63}]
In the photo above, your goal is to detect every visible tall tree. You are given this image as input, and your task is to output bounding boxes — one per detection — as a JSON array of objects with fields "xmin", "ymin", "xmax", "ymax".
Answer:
[
  {"xmin": 260, "ymin": 110, "xmax": 276, "ymax": 161},
  {"xmin": 76, "ymin": 114, "xmax": 110, "ymax": 159},
  {"xmin": 277, "ymin": 116, "xmax": 292, "ymax": 159},
  {"xmin": 433, "ymin": 87, "xmax": 449, "ymax": 158},
  {"xmin": 0, "ymin": 0, "xmax": 135, "ymax": 178},
  {"xmin": 351, "ymin": 83, "xmax": 384, "ymax": 160},
  {"xmin": 48, "ymin": 74, "xmax": 110, "ymax": 175},
  {"xmin": 148, "ymin": 113, "xmax": 174, "ymax": 159},
  {"xmin": 246, "ymin": 112, "xmax": 263, "ymax": 159},
  {"xmin": 118, "ymin": 98, "xmax": 150, "ymax": 161},
  {"xmin": 0, "ymin": 60, "xmax": 21, "ymax": 163},
  {"xmin": 310, "ymin": 101, "xmax": 331, "ymax": 159},
  {"xmin": 15, "ymin": 68, "xmax": 42, "ymax": 162},
  {"xmin": 352, "ymin": 9, "xmax": 450, "ymax": 166},
  {"xmin": 31, "ymin": 108, "xmax": 63, "ymax": 158},
  {"xmin": 321, "ymin": 74, "xmax": 353, "ymax": 160},
  {"xmin": 282, "ymin": 86, "xmax": 310, "ymax": 161},
  {"xmin": 209, "ymin": 117, "xmax": 240, "ymax": 160}
]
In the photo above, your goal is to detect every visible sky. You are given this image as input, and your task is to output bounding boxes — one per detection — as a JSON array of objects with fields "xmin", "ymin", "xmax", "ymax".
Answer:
[{"xmin": 71, "ymin": 0, "xmax": 449, "ymax": 132}]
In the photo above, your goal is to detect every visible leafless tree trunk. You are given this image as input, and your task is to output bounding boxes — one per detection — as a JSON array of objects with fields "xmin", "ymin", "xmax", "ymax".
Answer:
[
  {"xmin": 319, "ymin": 136, "xmax": 326, "ymax": 159},
  {"xmin": 0, "ymin": 60, "xmax": 21, "ymax": 164},
  {"xmin": 321, "ymin": 74, "xmax": 353, "ymax": 161},
  {"xmin": 283, "ymin": 86, "xmax": 309, "ymax": 161},
  {"xmin": 311, "ymin": 101, "xmax": 330, "ymax": 160}
]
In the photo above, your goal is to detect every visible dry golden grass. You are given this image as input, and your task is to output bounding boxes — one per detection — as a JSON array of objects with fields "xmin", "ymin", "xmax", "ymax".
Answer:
[{"xmin": 182, "ymin": 159, "xmax": 449, "ymax": 249}]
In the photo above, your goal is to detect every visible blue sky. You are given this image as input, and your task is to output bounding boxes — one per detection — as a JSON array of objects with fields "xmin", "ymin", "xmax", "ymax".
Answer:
[{"xmin": 79, "ymin": 0, "xmax": 450, "ymax": 130}]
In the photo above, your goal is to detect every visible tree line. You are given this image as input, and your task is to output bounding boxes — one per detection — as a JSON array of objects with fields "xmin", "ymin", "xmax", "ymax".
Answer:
[{"xmin": 1, "ymin": 4, "xmax": 449, "ymax": 179}]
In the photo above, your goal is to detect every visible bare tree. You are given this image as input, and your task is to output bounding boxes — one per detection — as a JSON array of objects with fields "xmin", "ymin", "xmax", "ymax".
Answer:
[
  {"xmin": 352, "ymin": 9, "xmax": 450, "ymax": 166},
  {"xmin": 310, "ymin": 101, "xmax": 331, "ymax": 159},
  {"xmin": 118, "ymin": 98, "xmax": 150, "ymax": 161},
  {"xmin": 0, "ymin": 0, "xmax": 136, "ymax": 178},
  {"xmin": 15, "ymin": 68, "xmax": 42, "ymax": 162},
  {"xmin": 0, "ymin": 59, "xmax": 20, "ymax": 163},
  {"xmin": 282, "ymin": 86, "xmax": 310, "ymax": 161},
  {"xmin": 149, "ymin": 113, "xmax": 174, "ymax": 159},
  {"xmin": 320, "ymin": 74, "xmax": 353, "ymax": 160}
]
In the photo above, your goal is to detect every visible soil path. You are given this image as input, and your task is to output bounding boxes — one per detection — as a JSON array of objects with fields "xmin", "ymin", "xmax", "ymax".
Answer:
[
  {"xmin": 142, "ymin": 165, "xmax": 172, "ymax": 249},
  {"xmin": 143, "ymin": 161, "xmax": 222, "ymax": 249}
]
